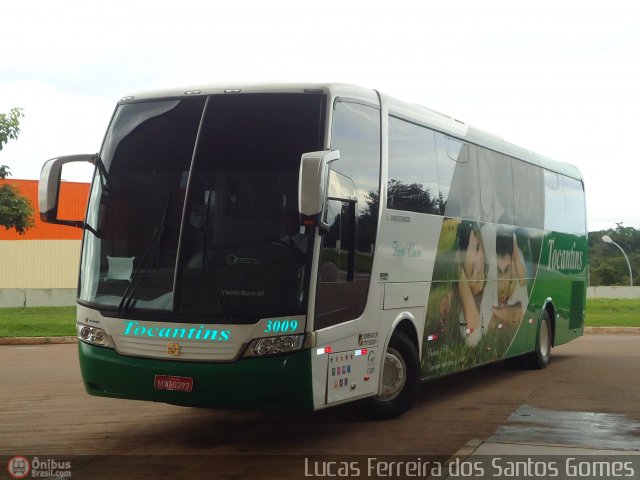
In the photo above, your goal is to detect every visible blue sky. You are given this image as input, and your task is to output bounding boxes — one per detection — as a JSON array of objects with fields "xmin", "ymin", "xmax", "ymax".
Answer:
[{"xmin": 1, "ymin": 0, "xmax": 639, "ymax": 230}]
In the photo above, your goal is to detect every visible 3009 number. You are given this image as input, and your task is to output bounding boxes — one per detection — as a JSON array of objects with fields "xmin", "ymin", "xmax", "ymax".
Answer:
[{"xmin": 264, "ymin": 319, "xmax": 299, "ymax": 334}]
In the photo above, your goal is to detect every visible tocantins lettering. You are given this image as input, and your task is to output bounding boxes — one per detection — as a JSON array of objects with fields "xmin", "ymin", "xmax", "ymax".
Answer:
[
  {"xmin": 547, "ymin": 239, "xmax": 583, "ymax": 272},
  {"xmin": 123, "ymin": 320, "xmax": 230, "ymax": 341}
]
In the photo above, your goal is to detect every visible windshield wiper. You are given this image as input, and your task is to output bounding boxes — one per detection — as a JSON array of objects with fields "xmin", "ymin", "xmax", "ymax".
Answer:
[{"xmin": 117, "ymin": 195, "xmax": 171, "ymax": 314}]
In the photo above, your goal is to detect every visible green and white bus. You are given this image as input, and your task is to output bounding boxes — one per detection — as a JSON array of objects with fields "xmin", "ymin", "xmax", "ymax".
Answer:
[{"xmin": 39, "ymin": 84, "xmax": 587, "ymax": 418}]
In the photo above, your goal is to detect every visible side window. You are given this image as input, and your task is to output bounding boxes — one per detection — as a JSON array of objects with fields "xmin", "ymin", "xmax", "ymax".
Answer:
[
  {"xmin": 315, "ymin": 101, "xmax": 381, "ymax": 329},
  {"xmin": 563, "ymin": 176, "xmax": 586, "ymax": 235},
  {"xmin": 544, "ymin": 170, "xmax": 566, "ymax": 232},
  {"xmin": 319, "ymin": 199, "xmax": 356, "ymax": 280},
  {"xmin": 478, "ymin": 148, "xmax": 515, "ymax": 224},
  {"xmin": 387, "ymin": 117, "xmax": 441, "ymax": 214},
  {"xmin": 513, "ymin": 160, "xmax": 544, "ymax": 229},
  {"xmin": 434, "ymin": 132, "xmax": 455, "ymax": 212},
  {"xmin": 438, "ymin": 135, "xmax": 480, "ymax": 221}
]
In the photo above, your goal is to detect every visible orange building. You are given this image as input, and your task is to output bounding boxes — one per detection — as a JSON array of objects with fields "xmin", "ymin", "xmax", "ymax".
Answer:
[{"xmin": 0, "ymin": 179, "xmax": 90, "ymax": 306}]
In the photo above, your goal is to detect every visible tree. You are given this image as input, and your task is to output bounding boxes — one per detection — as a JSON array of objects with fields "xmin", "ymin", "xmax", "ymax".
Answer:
[
  {"xmin": 591, "ymin": 263, "xmax": 623, "ymax": 286},
  {"xmin": 386, "ymin": 179, "xmax": 444, "ymax": 215},
  {"xmin": 588, "ymin": 226, "xmax": 639, "ymax": 286},
  {"xmin": 0, "ymin": 107, "xmax": 24, "ymax": 150},
  {"xmin": 0, "ymin": 107, "xmax": 34, "ymax": 234}
]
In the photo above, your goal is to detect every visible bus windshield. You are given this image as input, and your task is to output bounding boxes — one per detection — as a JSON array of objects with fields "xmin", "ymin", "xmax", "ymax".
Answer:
[{"xmin": 79, "ymin": 93, "xmax": 325, "ymax": 323}]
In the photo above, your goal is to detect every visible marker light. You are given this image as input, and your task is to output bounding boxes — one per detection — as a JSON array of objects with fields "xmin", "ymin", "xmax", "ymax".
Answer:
[
  {"xmin": 94, "ymin": 329, "xmax": 106, "ymax": 343},
  {"xmin": 77, "ymin": 323, "xmax": 114, "ymax": 348},
  {"xmin": 281, "ymin": 337, "xmax": 295, "ymax": 351},
  {"xmin": 244, "ymin": 334, "xmax": 305, "ymax": 358},
  {"xmin": 316, "ymin": 345, "xmax": 333, "ymax": 355}
]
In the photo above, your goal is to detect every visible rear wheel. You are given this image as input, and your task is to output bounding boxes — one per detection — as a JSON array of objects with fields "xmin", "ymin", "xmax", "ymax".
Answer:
[
  {"xmin": 522, "ymin": 310, "xmax": 552, "ymax": 369},
  {"xmin": 362, "ymin": 330, "xmax": 420, "ymax": 419}
]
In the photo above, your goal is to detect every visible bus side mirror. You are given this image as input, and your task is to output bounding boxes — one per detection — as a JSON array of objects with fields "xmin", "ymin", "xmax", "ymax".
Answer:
[
  {"xmin": 298, "ymin": 150, "xmax": 340, "ymax": 230},
  {"xmin": 39, "ymin": 154, "xmax": 96, "ymax": 227}
]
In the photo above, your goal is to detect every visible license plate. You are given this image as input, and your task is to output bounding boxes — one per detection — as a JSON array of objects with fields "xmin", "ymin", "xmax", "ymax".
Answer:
[{"xmin": 154, "ymin": 375, "xmax": 193, "ymax": 392}]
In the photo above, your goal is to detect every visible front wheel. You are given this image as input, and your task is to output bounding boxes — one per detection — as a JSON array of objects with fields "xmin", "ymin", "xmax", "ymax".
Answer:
[
  {"xmin": 362, "ymin": 330, "xmax": 420, "ymax": 419},
  {"xmin": 522, "ymin": 310, "xmax": 552, "ymax": 369}
]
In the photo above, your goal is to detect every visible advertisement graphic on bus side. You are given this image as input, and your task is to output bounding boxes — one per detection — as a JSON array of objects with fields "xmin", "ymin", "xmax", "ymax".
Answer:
[{"xmin": 422, "ymin": 218, "xmax": 587, "ymax": 378}]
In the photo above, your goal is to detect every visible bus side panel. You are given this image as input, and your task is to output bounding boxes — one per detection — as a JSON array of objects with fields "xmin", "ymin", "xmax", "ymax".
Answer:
[{"xmin": 375, "ymin": 212, "xmax": 443, "ymax": 359}]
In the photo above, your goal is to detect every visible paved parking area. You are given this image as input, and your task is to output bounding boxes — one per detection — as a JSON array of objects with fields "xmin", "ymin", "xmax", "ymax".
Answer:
[{"xmin": 1, "ymin": 335, "xmax": 639, "ymax": 478}]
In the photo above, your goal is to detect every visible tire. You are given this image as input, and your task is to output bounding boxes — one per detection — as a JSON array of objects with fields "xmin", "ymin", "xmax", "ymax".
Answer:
[
  {"xmin": 362, "ymin": 330, "xmax": 420, "ymax": 419},
  {"xmin": 522, "ymin": 310, "xmax": 552, "ymax": 369}
]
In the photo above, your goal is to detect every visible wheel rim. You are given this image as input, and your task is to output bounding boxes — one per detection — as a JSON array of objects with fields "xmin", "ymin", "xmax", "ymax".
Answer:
[
  {"xmin": 379, "ymin": 347, "xmax": 406, "ymax": 401},
  {"xmin": 540, "ymin": 319, "xmax": 550, "ymax": 359}
]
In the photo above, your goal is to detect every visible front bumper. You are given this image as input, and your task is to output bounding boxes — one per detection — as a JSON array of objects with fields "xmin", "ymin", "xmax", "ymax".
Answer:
[{"xmin": 78, "ymin": 341, "xmax": 314, "ymax": 411}]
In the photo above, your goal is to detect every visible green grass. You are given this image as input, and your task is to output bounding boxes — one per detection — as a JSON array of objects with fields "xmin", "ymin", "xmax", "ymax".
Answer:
[
  {"xmin": 585, "ymin": 298, "xmax": 640, "ymax": 327},
  {"xmin": 0, "ymin": 298, "xmax": 638, "ymax": 337},
  {"xmin": 0, "ymin": 307, "xmax": 76, "ymax": 337}
]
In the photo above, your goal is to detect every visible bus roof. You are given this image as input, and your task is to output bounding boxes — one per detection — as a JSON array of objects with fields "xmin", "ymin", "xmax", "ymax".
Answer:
[
  {"xmin": 383, "ymin": 93, "xmax": 583, "ymax": 181},
  {"xmin": 120, "ymin": 82, "xmax": 583, "ymax": 181}
]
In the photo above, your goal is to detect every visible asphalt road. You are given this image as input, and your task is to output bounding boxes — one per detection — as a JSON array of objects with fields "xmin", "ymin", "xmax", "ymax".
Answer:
[{"xmin": 2, "ymin": 335, "xmax": 639, "ymax": 478}]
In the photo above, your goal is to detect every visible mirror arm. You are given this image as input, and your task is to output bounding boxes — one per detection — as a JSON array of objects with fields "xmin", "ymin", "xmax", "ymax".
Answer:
[
  {"xmin": 52, "ymin": 219, "xmax": 99, "ymax": 237},
  {"xmin": 88, "ymin": 154, "xmax": 109, "ymax": 189}
]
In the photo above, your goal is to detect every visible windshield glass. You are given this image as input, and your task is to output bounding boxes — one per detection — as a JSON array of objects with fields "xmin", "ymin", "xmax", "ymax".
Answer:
[{"xmin": 79, "ymin": 93, "xmax": 325, "ymax": 323}]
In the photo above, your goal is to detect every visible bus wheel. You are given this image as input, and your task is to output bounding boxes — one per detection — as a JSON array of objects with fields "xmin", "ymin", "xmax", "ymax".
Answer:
[
  {"xmin": 363, "ymin": 330, "xmax": 420, "ymax": 419},
  {"xmin": 523, "ymin": 310, "xmax": 552, "ymax": 369}
]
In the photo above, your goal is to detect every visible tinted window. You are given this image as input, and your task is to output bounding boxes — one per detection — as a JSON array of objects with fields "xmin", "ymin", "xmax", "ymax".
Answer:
[
  {"xmin": 388, "ymin": 117, "xmax": 441, "ymax": 214},
  {"xmin": 478, "ymin": 148, "xmax": 515, "ymax": 224},
  {"xmin": 177, "ymin": 93, "xmax": 325, "ymax": 320},
  {"xmin": 80, "ymin": 93, "xmax": 327, "ymax": 323},
  {"xmin": 440, "ymin": 136, "xmax": 480, "ymax": 221},
  {"xmin": 544, "ymin": 170, "xmax": 566, "ymax": 232},
  {"xmin": 80, "ymin": 98, "xmax": 206, "ymax": 310},
  {"xmin": 315, "ymin": 101, "xmax": 381, "ymax": 329},
  {"xmin": 563, "ymin": 176, "xmax": 586, "ymax": 234},
  {"xmin": 434, "ymin": 132, "xmax": 455, "ymax": 212},
  {"xmin": 513, "ymin": 160, "xmax": 544, "ymax": 229}
]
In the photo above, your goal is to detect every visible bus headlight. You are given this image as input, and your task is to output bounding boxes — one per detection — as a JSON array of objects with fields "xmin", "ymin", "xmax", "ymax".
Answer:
[
  {"xmin": 77, "ymin": 323, "xmax": 114, "ymax": 348},
  {"xmin": 244, "ymin": 334, "xmax": 306, "ymax": 357}
]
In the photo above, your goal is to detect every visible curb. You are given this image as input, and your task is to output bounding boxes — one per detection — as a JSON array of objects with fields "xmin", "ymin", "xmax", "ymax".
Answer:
[
  {"xmin": 584, "ymin": 327, "xmax": 640, "ymax": 334},
  {"xmin": 0, "ymin": 336, "xmax": 77, "ymax": 345}
]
